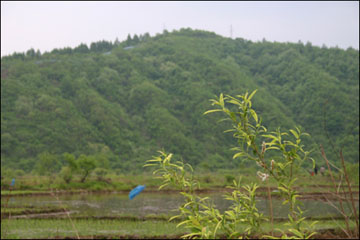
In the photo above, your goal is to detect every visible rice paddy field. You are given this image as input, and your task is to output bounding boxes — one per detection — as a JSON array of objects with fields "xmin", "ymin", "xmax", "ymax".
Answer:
[{"xmin": 1, "ymin": 173, "xmax": 359, "ymax": 239}]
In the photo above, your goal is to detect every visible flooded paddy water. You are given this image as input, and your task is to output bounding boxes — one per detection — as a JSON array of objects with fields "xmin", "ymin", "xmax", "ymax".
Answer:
[
  {"xmin": 2, "ymin": 190, "xmax": 359, "ymax": 239},
  {"xmin": 5, "ymin": 190, "xmax": 358, "ymax": 219}
]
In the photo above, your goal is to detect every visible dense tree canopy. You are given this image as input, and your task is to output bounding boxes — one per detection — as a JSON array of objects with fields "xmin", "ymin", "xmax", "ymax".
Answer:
[{"xmin": 1, "ymin": 28, "xmax": 359, "ymax": 173}]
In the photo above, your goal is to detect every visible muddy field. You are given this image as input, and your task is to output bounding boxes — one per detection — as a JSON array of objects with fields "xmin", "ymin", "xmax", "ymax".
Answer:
[{"xmin": 2, "ymin": 185, "xmax": 359, "ymax": 239}]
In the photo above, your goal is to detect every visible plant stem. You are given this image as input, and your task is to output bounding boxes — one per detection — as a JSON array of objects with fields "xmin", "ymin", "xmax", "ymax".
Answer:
[
  {"xmin": 50, "ymin": 189, "xmax": 80, "ymax": 239},
  {"xmin": 266, "ymin": 179, "xmax": 274, "ymax": 235},
  {"xmin": 320, "ymin": 144, "xmax": 351, "ymax": 236},
  {"xmin": 2, "ymin": 187, "xmax": 13, "ymax": 239},
  {"xmin": 340, "ymin": 150, "xmax": 359, "ymax": 237}
]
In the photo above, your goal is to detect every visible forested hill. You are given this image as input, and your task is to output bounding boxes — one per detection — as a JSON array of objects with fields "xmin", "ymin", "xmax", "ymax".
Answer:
[{"xmin": 1, "ymin": 28, "xmax": 359, "ymax": 173}]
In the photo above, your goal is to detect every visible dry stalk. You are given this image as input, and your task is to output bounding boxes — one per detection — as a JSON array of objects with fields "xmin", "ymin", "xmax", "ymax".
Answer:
[
  {"xmin": 50, "ymin": 189, "xmax": 80, "ymax": 239},
  {"xmin": 320, "ymin": 144, "xmax": 352, "ymax": 237},
  {"xmin": 301, "ymin": 166, "xmax": 354, "ymax": 238},
  {"xmin": 2, "ymin": 186, "xmax": 13, "ymax": 239},
  {"xmin": 266, "ymin": 179, "xmax": 274, "ymax": 235},
  {"xmin": 320, "ymin": 194, "xmax": 352, "ymax": 238},
  {"xmin": 339, "ymin": 150, "xmax": 359, "ymax": 237}
]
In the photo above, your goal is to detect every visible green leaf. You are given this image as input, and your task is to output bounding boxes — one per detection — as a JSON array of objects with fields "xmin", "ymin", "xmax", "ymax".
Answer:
[
  {"xmin": 143, "ymin": 164, "xmax": 156, "ymax": 167},
  {"xmin": 164, "ymin": 153, "xmax": 173, "ymax": 163},
  {"xmin": 288, "ymin": 228, "xmax": 304, "ymax": 238},
  {"xmin": 219, "ymin": 93, "xmax": 224, "ymax": 107},
  {"xmin": 153, "ymin": 169, "xmax": 164, "ymax": 174},
  {"xmin": 227, "ymin": 99, "xmax": 242, "ymax": 106},
  {"xmin": 310, "ymin": 157, "xmax": 316, "ymax": 169},
  {"xmin": 203, "ymin": 109, "xmax": 223, "ymax": 115},
  {"xmin": 262, "ymin": 134, "xmax": 279, "ymax": 140},
  {"xmin": 266, "ymin": 146, "xmax": 280, "ymax": 150},
  {"xmin": 248, "ymin": 89, "xmax": 258, "ymax": 101},
  {"xmin": 146, "ymin": 158, "xmax": 162, "ymax": 162},
  {"xmin": 306, "ymin": 232, "xmax": 317, "ymax": 239},
  {"xmin": 185, "ymin": 163, "xmax": 193, "ymax": 172},
  {"xmin": 249, "ymin": 109, "xmax": 258, "ymax": 123},
  {"xmin": 182, "ymin": 232, "xmax": 201, "ymax": 238},
  {"xmin": 278, "ymin": 186, "xmax": 288, "ymax": 193},
  {"xmin": 184, "ymin": 202, "xmax": 193, "ymax": 208},
  {"xmin": 213, "ymin": 220, "xmax": 222, "ymax": 237},
  {"xmin": 291, "ymin": 194, "xmax": 300, "ymax": 204},
  {"xmin": 244, "ymin": 91, "xmax": 249, "ymax": 100},
  {"xmin": 177, "ymin": 220, "xmax": 191, "ymax": 228},
  {"xmin": 289, "ymin": 129, "xmax": 299, "ymax": 139},
  {"xmin": 169, "ymin": 215, "xmax": 180, "ymax": 222},
  {"xmin": 310, "ymin": 220, "xmax": 319, "ymax": 227},
  {"xmin": 277, "ymin": 162, "xmax": 285, "ymax": 170},
  {"xmin": 225, "ymin": 210, "xmax": 236, "ymax": 219},
  {"xmin": 233, "ymin": 152, "xmax": 244, "ymax": 159},
  {"xmin": 159, "ymin": 183, "xmax": 169, "ymax": 190}
]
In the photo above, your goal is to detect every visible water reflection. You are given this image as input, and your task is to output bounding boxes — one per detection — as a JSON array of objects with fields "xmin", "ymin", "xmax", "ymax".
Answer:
[{"xmin": 7, "ymin": 192, "xmax": 358, "ymax": 218}]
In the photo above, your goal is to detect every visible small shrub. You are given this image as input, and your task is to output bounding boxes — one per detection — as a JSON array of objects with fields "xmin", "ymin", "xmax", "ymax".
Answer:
[
  {"xmin": 225, "ymin": 174, "xmax": 235, "ymax": 184},
  {"xmin": 89, "ymin": 183, "xmax": 104, "ymax": 191},
  {"xmin": 146, "ymin": 91, "xmax": 318, "ymax": 239},
  {"xmin": 14, "ymin": 169, "xmax": 25, "ymax": 177},
  {"xmin": 94, "ymin": 168, "xmax": 108, "ymax": 181},
  {"xmin": 59, "ymin": 166, "xmax": 73, "ymax": 184},
  {"xmin": 345, "ymin": 162, "xmax": 359, "ymax": 183},
  {"xmin": 202, "ymin": 175, "xmax": 213, "ymax": 183}
]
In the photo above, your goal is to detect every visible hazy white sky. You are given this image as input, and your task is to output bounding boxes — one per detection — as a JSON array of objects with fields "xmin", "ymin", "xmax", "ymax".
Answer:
[{"xmin": 1, "ymin": 1, "xmax": 359, "ymax": 56}]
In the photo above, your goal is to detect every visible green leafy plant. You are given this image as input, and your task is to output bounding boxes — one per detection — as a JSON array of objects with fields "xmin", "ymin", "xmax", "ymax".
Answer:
[
  {"xmin": 77, "ymin": 155, "xmax": 97, "ymax": 183},
  {"xmin": 93, "ymin": 168, "xmax": 109, "ymax": 182},
  {"xmin": 205, "ymin": 90, "xmax": 317, "ymax": 238},
  {"xmin": 59, "ymin": 166, "xmax": 73, "ymax": 184},
  {"xmin": 146, "ymin": 90, "xmax": 318, "ymax": 239},
  {"xmin": 145, "ymin": 151, "xmax": 265, "ymax": 239}
]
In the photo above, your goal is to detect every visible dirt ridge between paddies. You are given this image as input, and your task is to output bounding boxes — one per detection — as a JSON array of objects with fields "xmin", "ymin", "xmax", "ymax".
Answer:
[
  {"xmin": 1, "ymin": 187, "xmax": 359, "ymax": 201},
  {"xmin": 28, "ymin": 228, "xmax": 359, "ymax": 239},
  {"xmin": 6, "ymin": 212, "xmax": 359, "ymax": 222}
]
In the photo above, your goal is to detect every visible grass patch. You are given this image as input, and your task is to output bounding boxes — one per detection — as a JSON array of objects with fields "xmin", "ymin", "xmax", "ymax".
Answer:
[
  {"xmin": 1, "ymin": 218, "xmax": 357, "ymax": 239},
  {"xmin": 1, "ymin": 173, "xmax": 358, "ymax": 196},
  {"xmin": 1, "ymin": 205, "xmax": 65, "ymax": 217},
  {"xmin": 1, "ymin": 218, "xmax": 183, "ymax": 239}
]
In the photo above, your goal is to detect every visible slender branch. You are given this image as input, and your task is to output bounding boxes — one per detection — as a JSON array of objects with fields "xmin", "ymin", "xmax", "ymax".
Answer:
[
  {"xmin": 340, "ymin": 150, "xmax": 359, "ymax": 236},
  {"xmin": 50, "ymin": 189, "xmax": 80, "ymax": 239},
  {"xmin": 320, "ymin": 144, "xmax": 351, "ymax": 236},
  {"xmin": 323, "ymin": 198, "xmax": 352, "ymax": 238},
  {"xmin": 2, "ymin": 186, "xmax": 13, "ymax": 239},
  {"xmin": 322, "ymin": 100, "xmax": 340, "ymax": 159},
  {"xmin": 266, "ymin": 179, "xmax": 274, "ymax": 236}
]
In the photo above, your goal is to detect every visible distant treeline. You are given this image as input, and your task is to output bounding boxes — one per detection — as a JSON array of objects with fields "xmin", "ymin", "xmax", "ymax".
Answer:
[{"xmin": 1, "ymin": 28, "xmax": 358, "ymax": 174}]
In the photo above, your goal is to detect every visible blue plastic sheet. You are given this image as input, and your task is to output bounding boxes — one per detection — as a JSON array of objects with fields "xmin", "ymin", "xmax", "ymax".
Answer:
[
  {"xmin": 10, "ymin": 178, "xmax": 15, "ymax": 187},
  {"xmin": 129, "ymin": 185, "xmax": 145, "ymax": 200}
]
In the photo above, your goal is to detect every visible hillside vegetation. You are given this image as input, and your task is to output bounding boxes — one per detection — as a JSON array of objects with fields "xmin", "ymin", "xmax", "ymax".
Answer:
[{"xmin": 1, "ymin": 28, "xmax": 359, "ymax": 174}]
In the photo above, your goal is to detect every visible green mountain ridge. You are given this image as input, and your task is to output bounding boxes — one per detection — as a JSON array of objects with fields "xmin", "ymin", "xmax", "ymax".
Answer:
[{"xmin": 1, "ymin": 28, "xmax": 359, "ymax": 173}]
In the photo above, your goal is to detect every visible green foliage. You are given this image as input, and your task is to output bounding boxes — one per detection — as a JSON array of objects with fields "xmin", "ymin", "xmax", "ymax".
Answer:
[
  {"xmin": 146, "ymin": 151, "xmax": 266, "ymax": 239},
  {"xmin": 63, "ymin": 153, "xmax": 78, "ymax": 173},
  {"xmin": 77, "ymin": 154, "xmax": 97, "ymax": 183},
  {"xmin": 205, "ymin": 90, "xmax": 317, "ymax": 238},
  {"xmin": 93, "ymin": 168, "xmax": 108, "ymax": 181},
  {"xmin": 35, "ymin": 152, "xmax": 60, "ymax": 176},
  {"xmin": 223, "ymin": 180, "xmax": 267, "ymax": 238},
  {"xmin": 1, "ymin": 28, "xmax": 358, "ymax": 174},
  {"xmin": 345, "ymin": 162, "xmax": 359, "ymax": 183},
  {"xmin": 59, "ymin": 166, "xmax": 73, "ymax": 184},
  {"xmin": 146, "ymin": 91, "xmax": 321, "ymax": 238},
  {"xmin": 225, "ymin": 175, "xmax": 235, "ymax": 184}
]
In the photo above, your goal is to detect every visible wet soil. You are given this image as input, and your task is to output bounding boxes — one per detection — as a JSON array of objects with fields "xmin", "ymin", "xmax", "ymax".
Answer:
[
  {"xmin": 5, "ymin": 211, "xmax": 358, "ymax": 222},
  {"xmin": 40, "ymin": 228, "xmax": 359, "ymax": 239},
  {"xmin": 1, "ymin": 185, "xmax": 359, "ymax": 197},
  {"xmin": 2, "ymin": 210, "xmax": 77, "ymax": 219}
]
